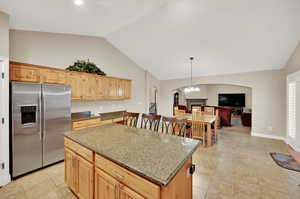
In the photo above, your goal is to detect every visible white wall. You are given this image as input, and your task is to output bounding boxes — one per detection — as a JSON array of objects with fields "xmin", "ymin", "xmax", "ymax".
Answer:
[
  {"xmin": 0, "ymin": 11, "xmax": 9, "ymax": 57},
  {"xmin": 0, "ymin": 11, "xmax": 10, "ymax": 186},
  {"xmin": 285, "ymin": 42, "xmax": 300, "ymax": 75},
  {"xmin": 160, "ymin": 70, "xmax": 286, "ymax": 138},
  {"xmin": 206, "ymin": 84, "xmax": 252, "ymax": 108},
  {"xmin": 9, "ymin": 30, "xmax": 159, "ymax": 115},
  {"xmin": 183, "ymin": 85, "xmax": 208, "ymax": 99}
]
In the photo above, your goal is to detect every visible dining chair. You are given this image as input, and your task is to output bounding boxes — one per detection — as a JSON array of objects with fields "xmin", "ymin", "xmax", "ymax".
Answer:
[
  {"xmin": 174, "ymin": 109, "xmax": 186, "ymax": 117},
  {"xmin": 161, "ymin": 117, "xmax": 190, "ymax": 138},
  {"xmin": 191, "ymin": 110, "xmax": 207, "ymax": 146},
  {"xmin": 140, "ymin": 114, "xmax": 161, "ymax": 132},
  {"xmin": 203, "ymin": 107, "xmax": 215, "ymax": 115},
  {"xmin": 192, "ymin": 106, "xmax": 202, "ymax": 112},
  {"xmin": 123, "ymin": 112, "xmax": 140, "ymax": 128}
]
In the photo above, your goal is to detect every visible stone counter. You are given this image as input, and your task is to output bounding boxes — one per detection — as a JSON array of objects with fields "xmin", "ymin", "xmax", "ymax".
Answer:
[{"xmin": 64, "ymin": 123, "xmax": 200, "ymax": 186}]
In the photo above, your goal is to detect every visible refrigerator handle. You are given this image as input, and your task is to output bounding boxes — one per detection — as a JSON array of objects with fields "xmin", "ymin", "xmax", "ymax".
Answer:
[
  {"xmin": 38, "ymin": 93, "xmax": 42, "ymax": 141},
  {"xmin": 41, "ymin": 86, "xmax": 46, "ymax": 140}
]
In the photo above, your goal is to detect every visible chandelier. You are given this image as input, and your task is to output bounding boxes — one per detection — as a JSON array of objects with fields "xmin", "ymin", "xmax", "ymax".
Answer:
[{"xmin": 184, "ymin": 57, "xmax": 200, "ymax": 93}]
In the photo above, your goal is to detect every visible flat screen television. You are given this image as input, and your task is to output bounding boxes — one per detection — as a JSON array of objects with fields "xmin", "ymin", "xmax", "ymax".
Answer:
[{"xmin": 218, "ymin": 93, "xmax": 245, "ymax": 107}]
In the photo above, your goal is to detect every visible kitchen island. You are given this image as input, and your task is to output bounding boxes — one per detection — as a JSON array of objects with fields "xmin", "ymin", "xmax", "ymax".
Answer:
[{"xmin": 64, "ymin": 123, "xmax": 200, "ymax": 199}]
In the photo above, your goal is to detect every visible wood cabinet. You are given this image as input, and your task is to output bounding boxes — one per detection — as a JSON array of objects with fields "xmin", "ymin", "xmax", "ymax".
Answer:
[
  {"xmin": 41, "ymin": 68, "xmax": 68, "ymax": 85},
  {"xmin": 65, "ymin": 148, "xmax": 78, "ymax": 193},
  {"xmin": 65, "ymin": 141, "xmax": 94, "ymax": 199},
  {"xmin": 95, "ymin": 167, "xmax": 119, "ymax": 199},
  {"xmin": 72, "ymin": 117, "xmax": 123, "ymax": 130},
  {"xmin": 10, "ymin": 62, "xmax": 132, "ymax": 101},
  {"xmin": 95, "ymin": 167, "xmax": 145, "ymax": 199},
  {"xmin": 64, "ymin": 137, "xmax": 193, "ymax": 199},
  {"xmin": 119, "ymin": 184, "xmax": 145, "ymax": 199},
  {"xmin": 10, "ymin": 63, "xmax": 40, "ymax": 82}
]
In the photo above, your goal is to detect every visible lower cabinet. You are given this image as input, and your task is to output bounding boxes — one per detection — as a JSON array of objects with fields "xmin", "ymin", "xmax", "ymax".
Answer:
[
  {"xmin": 65, "ymin": 137, "xmax": 193, "ymax": 199},
  {"xmin": 95, "ymin": 168, "xmax": 144, "ymax": 199},
  {"xmin": 65, "ymin": 148, "xmax": 94, "ymax": 199}
]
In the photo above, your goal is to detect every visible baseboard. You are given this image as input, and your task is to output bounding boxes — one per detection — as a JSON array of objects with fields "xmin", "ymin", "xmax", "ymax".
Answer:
[
  {"xmin": 251, "ymin": 132, "xmax": 286, "ymax": 141},
  {"xmin": 0, "ymin": 172, "xmax": 11, "ymax": 186}
]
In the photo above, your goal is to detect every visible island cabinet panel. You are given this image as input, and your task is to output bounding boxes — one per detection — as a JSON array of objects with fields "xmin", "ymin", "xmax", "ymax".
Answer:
[
  {"xmin": 95, "ymin": 154, "xmax": 160, "ymax": 199},
  {"xmin": 161, "ymin": 157, "xmax": 192, "ymax": 199},
  {"xmin": 10, "ymin": 63, "xmax": 40, "ymax": 82},
  {"xmin": 119, "ymin": 184, "xmax": 145, "ymax": 199},
  {"xmin": 77, "ymin": 155, "xmax": 94, "ymax": 199},
  {"xmin": 95, "ymin": 168, "xmax": 119, "ymax": 199},
  {"xmin": 65, "ymin": 148, "xmax": 78, "ymax": 193},
  {"xmin": 64, "ymin": 138, "xmax": 94, "ymax": 162}
]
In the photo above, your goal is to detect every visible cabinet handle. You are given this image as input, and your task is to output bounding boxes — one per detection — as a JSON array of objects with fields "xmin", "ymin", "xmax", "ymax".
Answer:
[{"xmin": 189, "ymin": 164, "xmax": 196, "ymax": 175}]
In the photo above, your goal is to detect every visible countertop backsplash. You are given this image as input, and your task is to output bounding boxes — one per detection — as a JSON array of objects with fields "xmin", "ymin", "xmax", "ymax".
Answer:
[{"xmin": 71, "ymin": 101, "xmax": 128, "ymax": 116}]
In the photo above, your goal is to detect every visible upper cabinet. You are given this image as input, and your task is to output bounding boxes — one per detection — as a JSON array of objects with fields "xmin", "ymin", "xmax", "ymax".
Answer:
[
  {"xmin": 10, "ymin": 62, "xmax": 132, "ymax": 101},
  {"xmin": 10, "ymin": 63, "xmax": 41, "ymax": 83}
]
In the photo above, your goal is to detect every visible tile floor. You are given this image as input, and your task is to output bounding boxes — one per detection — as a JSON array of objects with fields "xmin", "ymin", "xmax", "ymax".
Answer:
[{"xmin": 1, "ymin": 125, "xmax": 299, "ymax": 199}]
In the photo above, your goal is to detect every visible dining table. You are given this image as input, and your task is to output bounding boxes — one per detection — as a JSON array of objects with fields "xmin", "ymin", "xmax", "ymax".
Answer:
[{"xmin": 175, "ymin": 114, "xmax": 217, "ymax": 147}]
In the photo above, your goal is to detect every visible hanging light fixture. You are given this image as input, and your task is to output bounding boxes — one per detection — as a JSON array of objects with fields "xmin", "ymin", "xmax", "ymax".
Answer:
[{"xmin": 184, "ymin": 57, "xmax": 200, "ymax": 93}]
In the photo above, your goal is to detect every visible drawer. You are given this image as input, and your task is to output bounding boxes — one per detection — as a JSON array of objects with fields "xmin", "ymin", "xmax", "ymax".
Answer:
[
  {"xmin": 95, "ymin": 154, "xmax": 160, "ymax": 199},
  {"xmin": 112, "ymin": 117, "xmax": 123, "ymax": 123},
  {"xmin": 100, "ymin": 119, "xmax": 113, "ymax": 125},
  {"xmin": 73, "ymin": 118, "xmax": 102, "ymax": 130},
  {"xmin": 64, "ymin": 138, "xmax": 93, "ymax": 162}
]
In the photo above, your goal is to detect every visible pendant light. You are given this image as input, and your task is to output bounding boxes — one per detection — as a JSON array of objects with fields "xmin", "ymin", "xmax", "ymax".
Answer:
[{"xmin": 184, "ymin": 57, "xmax": 200, "ymax": 93}]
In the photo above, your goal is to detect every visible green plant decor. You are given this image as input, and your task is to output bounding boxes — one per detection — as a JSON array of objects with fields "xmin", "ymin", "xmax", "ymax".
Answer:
[{"xmin": 66, "ymin": 60, "xmax": 106, "ymax": 76}]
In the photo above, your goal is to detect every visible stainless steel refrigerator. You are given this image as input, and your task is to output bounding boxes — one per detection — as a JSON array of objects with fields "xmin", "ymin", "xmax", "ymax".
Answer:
[{"xmin": 11, "ymin": 82, "xmax": 71, "ymax": 178}]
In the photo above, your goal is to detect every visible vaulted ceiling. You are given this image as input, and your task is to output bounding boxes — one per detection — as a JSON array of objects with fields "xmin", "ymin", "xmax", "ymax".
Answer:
[{"xmin": 1, "ymin": 0, "xmax": 300, "ymax": 80}]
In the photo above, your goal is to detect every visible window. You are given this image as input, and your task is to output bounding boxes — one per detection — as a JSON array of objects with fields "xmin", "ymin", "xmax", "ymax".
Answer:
[{"xmin": 288, "ymin": 82, "xmax": 296, "ymax": 139}]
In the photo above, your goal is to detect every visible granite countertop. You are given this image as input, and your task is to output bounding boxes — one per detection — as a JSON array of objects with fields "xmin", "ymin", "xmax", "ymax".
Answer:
[
  {"xmin": 71, "ymin": 111, "xmax": 125, "ymax": 122},
  {"xmin": 64, "ymin": 123, "xmax": 200, "ymax": 186}
]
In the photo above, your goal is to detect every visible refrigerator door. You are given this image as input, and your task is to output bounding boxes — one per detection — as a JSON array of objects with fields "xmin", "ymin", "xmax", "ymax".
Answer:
[
  {"xmin": 42, "ymin": 84, "xmax": 71, "ymax": 166},
  {"xmin": 11, "ymin": 82, "xmax": 42, "ymax": 178}
]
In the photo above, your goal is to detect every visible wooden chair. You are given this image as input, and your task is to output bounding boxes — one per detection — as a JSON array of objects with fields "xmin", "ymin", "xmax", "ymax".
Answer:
[
  {"xmin": 161, "ymin": 117, "xmax": 190, "ymax": 138},
  {"xmin": 174, "ymin": 109, "xmax": 186, "ymax": 117},
  {"xmin": 203, "ymin": 106, "xmax": 215, "ymax": 115},
  {"xmin": 191, "ymin": 110, "xmax": 207, "ymax": 146},
  {"xmin": 140, "ymin": 114, "xmax": 161, "ymax": 132},
  {"xmin": 192, "ymin": 106, "xmax": 202, "ymax": 112},
  {"xmin": 123, "ymin": 112, "xmax": 140, "ymax": 128}
]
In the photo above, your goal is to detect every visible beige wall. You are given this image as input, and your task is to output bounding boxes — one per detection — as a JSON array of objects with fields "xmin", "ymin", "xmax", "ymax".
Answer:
[
  {"xmin": 285, "ymin": 42, "xmax": 300, "ymax": 75},
  {"xmin": 206, "ymin": 84, "xmax": 252, "ymax": 108},
  {"xmin": 9, "ymin": 30, "xmax": 158, "ymax": 114},
  {"xmin": 160, "ymin": 70, "xmax": 286, "ymax": 138},
  {"xmin": 0, "ymin": 11, "xmax": 9, "ymax": 57}
]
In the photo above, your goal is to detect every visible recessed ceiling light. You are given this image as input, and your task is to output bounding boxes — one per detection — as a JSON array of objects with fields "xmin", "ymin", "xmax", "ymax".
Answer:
[{"xmin": 74, "ymin": 0, "xmax": 84, "ymax": 6}]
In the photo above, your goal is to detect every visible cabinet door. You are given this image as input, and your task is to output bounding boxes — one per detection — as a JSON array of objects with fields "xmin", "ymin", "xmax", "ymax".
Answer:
[
  {"xmin": 83, "ymin": 75, "xmax": 97, "ymax": 100},
  {"xmin": 95, "ymin": 168, "xmax": 118, "ymax": 199},
  {"xmin": 94, "ymin": 77, "xmax": 105, "ymax": 100},
  {"xmin": 124, "ymin": 80, "xmax": 131, "ymax": 99},
  {"xmin": 65, "ymin": 148, "xmax": 78, "ymax": 193},
  {"xmin": 69, "ymin": 72, "xmax": 87, "ymax": 100},
  {"xmin": 10, "ymin": 63, "xmax": 40, "ymax": 82},
  {"xmin": 118, "ymin": 80, "xmax": 126, "ymax": 99},
  {"xmin": 107, "ymin": 78, "xmax": 117, "ymax": 99},
  {"xmin": 119, "ymin": 185, "xmax": 145, "ymax": 199},
  {"xmin": 77, "ymin": 156, "xmax": 94, "ymax": 199},
  {"xmin": 41, "ymin": 69, "xmax": 67, "ymax": 85}
]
